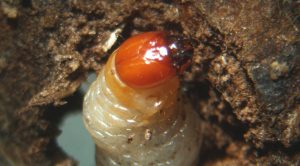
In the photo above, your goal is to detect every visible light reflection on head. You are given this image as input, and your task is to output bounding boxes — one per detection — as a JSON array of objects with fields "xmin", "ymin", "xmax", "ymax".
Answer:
[{"xmin": 143, "ymin": 46, "xmax": 168, "ymax": 64}]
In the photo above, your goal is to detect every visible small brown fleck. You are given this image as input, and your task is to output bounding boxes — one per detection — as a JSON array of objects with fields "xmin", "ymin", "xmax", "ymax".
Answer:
[
  {"xmin": 159, "ymin": 109, "xmax": 163, "ymax": 114},
  {"xmin": 127, "ymin": 134, "xmax": 135, "ymax": 144},
  {"xmin": 111, "ymin": 69, "xmax": 115, "ymax": 76}
]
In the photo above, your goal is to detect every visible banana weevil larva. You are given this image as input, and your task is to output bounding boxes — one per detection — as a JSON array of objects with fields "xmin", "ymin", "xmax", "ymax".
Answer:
[{"xmin": 83, "ymin": 31, "xmax": 202, "ymax": 165}]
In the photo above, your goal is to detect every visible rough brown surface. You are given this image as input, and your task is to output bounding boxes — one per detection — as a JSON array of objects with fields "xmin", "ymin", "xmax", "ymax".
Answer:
[{"xmin": 0, "ymin": 0, "xmax": 299, "ymax": 165}]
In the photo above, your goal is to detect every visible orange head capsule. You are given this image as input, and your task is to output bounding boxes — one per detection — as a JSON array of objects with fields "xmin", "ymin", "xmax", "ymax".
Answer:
[{"xmin": 115, "ymin": 31, "xmax": 194, "ymax": 88}]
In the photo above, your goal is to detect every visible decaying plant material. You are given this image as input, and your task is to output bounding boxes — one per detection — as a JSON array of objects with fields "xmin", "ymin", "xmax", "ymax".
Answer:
[{"xmin": 0, "ymin": 0, "xmax": 299, "ymax": 165}]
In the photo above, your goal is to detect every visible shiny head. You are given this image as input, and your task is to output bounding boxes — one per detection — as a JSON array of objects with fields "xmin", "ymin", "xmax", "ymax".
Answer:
[{"xmin": 115, "ymin": 31, "xmax": 193, "ymax": 88}]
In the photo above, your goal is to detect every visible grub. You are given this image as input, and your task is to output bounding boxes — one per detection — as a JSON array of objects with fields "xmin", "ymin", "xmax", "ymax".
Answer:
[{"xmin": 0, "ymin": 0, "xmax": 299, "ymax": 165}]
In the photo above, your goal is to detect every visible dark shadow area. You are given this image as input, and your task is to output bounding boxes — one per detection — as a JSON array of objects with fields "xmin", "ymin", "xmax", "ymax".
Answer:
[{"xmin": 43, "ymin": 90, "xmax": 84, "ymax": 126}]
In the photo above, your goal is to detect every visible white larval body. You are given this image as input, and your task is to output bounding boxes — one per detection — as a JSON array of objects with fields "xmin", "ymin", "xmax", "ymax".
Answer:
[{"xmin": 83, "ymin": 54, "xmax": 202, "ymax": 166}]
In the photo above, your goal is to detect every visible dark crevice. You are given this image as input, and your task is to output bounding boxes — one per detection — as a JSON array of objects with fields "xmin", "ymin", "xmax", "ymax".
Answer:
[
  {"xmin": 6, "ymin": 18, "xmax": 18, "ymax": 29},
  {"xmin": 69, "ymin": 6, "xmax": 104, "ymax": 22},
  {"xmin": 162, "ymin": 0, "xmax": 173, "ymax": 4},
  {"xmin": 70, "ymin": 7, "xmax": 83, "ymax": 16},
  {"xmin": 45, "ymin": 139, "xmax": 75, "ymax": 165},
  {"xmin": 21, "ymin": 0, "xmax": 32, "ymax": 8},
  {"xmin": 184, "ymin": 79, "xmax": 248, "ymax": 140},
  {"xmin": 256, "ymin": 141, "xmax": 300, "ymax": 157},
  {"xmin": 163, "ymin": 21, "xmax": 183, "ymax": 32},
  {"xmin": 43, "ymin": 26, "xmax": 58, "ymax": 33},
  {"xmin": 210, "ymin": 91, "xmax": 248, "ymax": 140},
  {"xmin": 201, "ymin": 27, "xmax": 224, "ymax": 55},
  {"xmin": 183, "ymin": 80, "xmax": 210, "ymax": 102},
  {"xmin": 66, "ymin": 67, "xmax": 85, "ymax": 82},
  {"xmin": 198, "ymin": 143, "xmax": 227, "ymax": 165},
  {"xmin": 75, "ymin": 35, "xmax": 97, "ymax": 53},
  {"xmin": 86, "ymin": 12, "xmax": 105, "ymax": 21},
  {"xmin": 43, "ymin": 91, "xmax": 83, "ymax": 127}
]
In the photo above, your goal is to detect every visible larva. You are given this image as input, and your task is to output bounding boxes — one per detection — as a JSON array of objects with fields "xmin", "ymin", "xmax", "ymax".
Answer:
[{"xmin": 83, "ymin": 32, "xmax": 202, "ymax": 165}]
